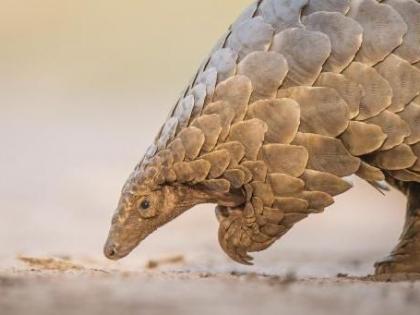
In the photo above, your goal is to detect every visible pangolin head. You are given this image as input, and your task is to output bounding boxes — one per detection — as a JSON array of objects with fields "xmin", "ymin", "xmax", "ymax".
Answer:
[
  {"xmin": 104, "ymin": 161, "xmax": 205, "ymax": 260},
  {"xmin": 104, "ymin": 186, "xmax": 175, "ymax": 260}
]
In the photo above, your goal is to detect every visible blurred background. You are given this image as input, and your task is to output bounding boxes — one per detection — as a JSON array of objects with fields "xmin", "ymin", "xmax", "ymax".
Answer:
[{"xmin": 0, "ymin": 0, "xmax": 407, "ymax": 276}]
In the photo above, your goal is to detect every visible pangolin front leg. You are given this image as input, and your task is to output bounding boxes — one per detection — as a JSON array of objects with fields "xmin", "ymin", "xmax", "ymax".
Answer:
[
  {"xmin": 375, "ymin": 182, "xmax": 420, "ymax": 279},
  {"xmin": 216, "ymin": 183, "xmax": 311, "ymax": 265},
  {"xmin": 217, "ymin": 202, "xmax": 285, "ymax": 265}
]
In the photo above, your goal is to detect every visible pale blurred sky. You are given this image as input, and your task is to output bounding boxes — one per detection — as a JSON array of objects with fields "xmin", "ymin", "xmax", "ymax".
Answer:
[{"xmin": 0, "ymin": 0, "xmax": 249, "ymax": 99}]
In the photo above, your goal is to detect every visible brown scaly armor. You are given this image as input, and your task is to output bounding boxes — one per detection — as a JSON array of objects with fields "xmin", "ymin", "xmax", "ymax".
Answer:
[{"xmin": 104, "ymin": 0, "xmax": 420, "ymax": 279}]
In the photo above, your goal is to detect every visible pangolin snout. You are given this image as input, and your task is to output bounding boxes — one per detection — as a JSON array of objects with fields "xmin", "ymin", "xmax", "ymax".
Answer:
[
  {"xmin": 104, "ymin": 225, "xmax": 145, "ymax": 260},
  {"xmin": 103, "ymin": 237, "xmax": 133, "ymax": 260},
  {"xmin": 104, "ymin": 242, "xmax": 119, "ymax": 260}
]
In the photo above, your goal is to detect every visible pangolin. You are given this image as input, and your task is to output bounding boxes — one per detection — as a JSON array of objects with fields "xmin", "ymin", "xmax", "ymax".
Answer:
[{"xmin": 104, "ymin": 0, "xmax": 420, "ymax": 277}]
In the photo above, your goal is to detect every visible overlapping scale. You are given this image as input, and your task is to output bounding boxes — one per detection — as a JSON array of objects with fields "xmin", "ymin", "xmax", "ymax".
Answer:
[
  {"xmin": 303, "ymin": 11, "xmax": 363, "ymax": 73},
  {"xmin": 340, "ymin": 121, "xmax": 387, "ymax": 156},
  {"xmin": 267, "ymin": 173, "xmax": 305, "ymax": 196},
  {"xmin": 157, "ymin": 117, "xmax": 178, "ymax": 150},
  {"xmin": 356, "ymin": 162, "xmax": 385, "ymax": 182},
  {"xmin": 365, "ymin": 110, "xmax": 410, "ymax": 151},
  {"xmin": 398, "ymin": 102, "xmax": 420, "ymax": 144},
  {"xmin": 272, "ymin": 197, "xmax": 309, "ymax": 213},
  {"xmin": 231, "ymin": 2, "xmax": 259, "ymax": 31},
  {"xmin": 303, "ymin": 0, "xmax": 350, "ymax": 15},
  {"xmin": 271, "ymin": 28, "xmax": 331, "ymax": 86},
  {"xmin": 241, "ymin": 161, "xmax": 268, "ymax": 182},
  {"xmin": 343, "ymin": 62, "xmax": 393, "ymax": 120},
  {"xmin": 385, "ymin": 0, "xmax": 420, "ymax": 64},
  {"xmin": 374, "ymin": 54, "xmax": 420, "ymax": 113},
  {"xmin": 167, "ymin": 138, "xmax": 185, "ymax": 163},
  {"xmin": 202, "ymin": 101, "xmax": 236, "ymax": 142},
  {"xmin": 213, "ymin": 75, "xmax": 253, "ymax": 123},
  {"xmin": 208, "ymin": 48, "xmax": 238, "ymax": 82},
  {"xmin": 315, "ymin": 72, "xmax": 362, "ymax": 119},
  {"xmin": 227, "ymin": 119, "xmax": 268, "ymax": 160},
  {"xmin": 215, "ymin": 142, "xmax": 246, "ymax": 167},
  {"xmin": 301, "ymin": 170, "xmax": 353, "ymax": 196},
  {"xmin": 299, "ymin": 191, "xmax": 335, "ymax": 211},
  {"xmin": 173, "ymin": 160, "xmax": 211, "ymax": 184},
  {"xmin": 258, "ymin": 0, "xmax": 308, "ymax": 32},
  {"xmin": 410, "ymin": 142, "xmax": 420, "ymax": 172},
  {"xmin": 200, "ymin": 150, "xmax": 231, "ymax": 179},
  {"xmin": 191, "ymin": 114, "xmax": 222, "ymax": 153},
  {"xmin": 189, "ymin": 83, "xmax": 207, "ymax": 119},
  {"xmin": 227, "ymin": 17, "xmax": 274, "ymax": 60},
  {"xmin": 389, "ymin": 169, "xmax": 420, "ymax": 182},
  {"xmin": 250, "ymin": 182, "xmax": 275, "ymax": 206},
  {"xmin": 374, "ymin": 144, "xmax": 417, "ymax": 170},
  {"xmin": 173, "ymin": 95, "xmax": 194, "ymax": 130},
  {"xmin": 223, "ymin": 169, "xmax": 246, "ymax": 188},
  {"xmin": 196, "ymin": 68, "xmax": 217, "ymax": 101},
  {"xmin": 246, "ymin": 98, "xmax": 300, "ymax": 144},
  {"xmin": 277, "ymin": 86, "xmax": 350, "ymax": 137},
  {"xmin": 201, "ymin": 179, "xmax": 231, "ymax": 193},
  {"xmin": 237, "ymin": 51, "xmax": 288, "ymax": 102},
  {"xmin": 292, "ymin": 133, "xmax": 361, "ymax": 177},
  {"xmin": 348, "ymin": 0, "xmax": 408, "ymax": 66},
  {"xmin": 258, "ymin": 144, "xmax": 309, "ymax": 177},
  {"xmin": 177, "ymin": 127, "xmax": 205, "ymax": 160}
]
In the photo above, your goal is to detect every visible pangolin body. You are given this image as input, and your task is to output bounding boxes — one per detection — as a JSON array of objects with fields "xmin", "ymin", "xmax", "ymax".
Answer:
[{"xmin": 105, "ymin": 0, "xmax": 420, "ymax": 268}]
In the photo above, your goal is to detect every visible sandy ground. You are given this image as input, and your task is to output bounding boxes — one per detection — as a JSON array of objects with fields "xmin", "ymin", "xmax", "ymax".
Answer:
[{"xmin": 1, "ymin": 255, "xmax": 420, "ymax": 315}]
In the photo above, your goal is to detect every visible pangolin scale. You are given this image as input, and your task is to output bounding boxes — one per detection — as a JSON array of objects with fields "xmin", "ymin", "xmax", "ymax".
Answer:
[{"xmin": 104, "ymin": 0, "xmax": 420, "ymax": 278}]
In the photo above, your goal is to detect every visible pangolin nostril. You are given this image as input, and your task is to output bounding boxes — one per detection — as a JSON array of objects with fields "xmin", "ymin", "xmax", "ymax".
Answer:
[{"xmin": 105, "ymin": 246, "xmax": 117, "ymax": 259}]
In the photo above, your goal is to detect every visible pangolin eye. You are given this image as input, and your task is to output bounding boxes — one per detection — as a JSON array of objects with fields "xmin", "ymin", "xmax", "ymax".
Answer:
[
  {"xmin": 140, "ymin": 199, "xmax": 150, "ymax": 210},
  {"xmin": 137, "ymin": 197, "xmax": 157, "ymax": 219}
]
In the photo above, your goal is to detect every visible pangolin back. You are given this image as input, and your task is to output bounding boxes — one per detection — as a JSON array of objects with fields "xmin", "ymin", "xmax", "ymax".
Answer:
[{"xmin": 135, "ymin": 0, "xmax": 420, "ymax": 263}]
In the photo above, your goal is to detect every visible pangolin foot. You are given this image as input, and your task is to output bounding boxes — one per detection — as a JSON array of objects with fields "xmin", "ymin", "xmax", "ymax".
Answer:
[
  {"xmin": 215, "ymin": 203, "xmax": 287, "ymax": 265},
  {"xmin": 374, "ymin": 254, "xmax": 420, "ymax": 282}
]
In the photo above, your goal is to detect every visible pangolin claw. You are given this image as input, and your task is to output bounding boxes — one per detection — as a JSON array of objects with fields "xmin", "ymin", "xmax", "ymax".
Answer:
[
  {"xmin": 216, "ymin": 202, "xmax": 289, "ymax": 265},
  {"xmin": 218, "ymin": 224, "xmax": 254, "ymax": 265}
]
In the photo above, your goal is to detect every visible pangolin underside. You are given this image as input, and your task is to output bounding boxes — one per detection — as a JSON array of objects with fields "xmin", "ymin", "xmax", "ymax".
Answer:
[{"xmin": 105, "ymin": 0, "xmax": 420, "ymax": 269}]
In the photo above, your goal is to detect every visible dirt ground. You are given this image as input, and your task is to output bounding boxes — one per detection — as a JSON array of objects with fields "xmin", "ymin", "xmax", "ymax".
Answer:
[{"xmin": 1, "ymin": 254, "xmax": 420, "ymax": 315}]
